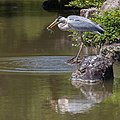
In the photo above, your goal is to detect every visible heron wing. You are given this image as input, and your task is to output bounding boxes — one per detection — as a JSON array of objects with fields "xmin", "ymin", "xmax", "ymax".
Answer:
[{"xmin": 67, "ymin": 15, "xmax": 98, "ymax": 32}]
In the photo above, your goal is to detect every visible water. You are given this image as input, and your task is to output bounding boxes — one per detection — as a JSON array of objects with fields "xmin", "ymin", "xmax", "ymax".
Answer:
[
  {"xmin": 0, "ymin": 56, "xmax": 74, "ymax": 73},
  {"xmin": 0, "ymin": 68, "xmax": 120, "ymax": 120},
  {"xmin": 0, "ymin": 1, "xmax": 120, "ymax": 120}
]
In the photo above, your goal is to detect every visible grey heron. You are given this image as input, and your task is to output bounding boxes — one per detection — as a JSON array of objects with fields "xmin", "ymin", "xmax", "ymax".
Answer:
[{"xmin": 47, "ymin": 15, "xmax": 104, "ymax": 64}]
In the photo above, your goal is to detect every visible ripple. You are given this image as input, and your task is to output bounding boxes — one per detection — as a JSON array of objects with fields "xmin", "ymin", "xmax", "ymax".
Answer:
[{"xmin": 0, "ymin": 56, "xmax": 75, "ymax": 73}]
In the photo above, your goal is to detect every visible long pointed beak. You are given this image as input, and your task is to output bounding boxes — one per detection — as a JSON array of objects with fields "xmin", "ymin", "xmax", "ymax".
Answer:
[{"xmin": 47, "ymin": 20, "xmax": 58, "ymax": 30}]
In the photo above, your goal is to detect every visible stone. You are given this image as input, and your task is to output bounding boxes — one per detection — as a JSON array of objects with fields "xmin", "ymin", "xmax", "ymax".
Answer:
[
  {"xmin": 80, "ymin": 0, "xmax": 120, "ymax": 17},
  {"xmin": 80, "ymin": 7, "xmax": 98, "ymax": 18},
  {"xmin": 100, "ymin": 43, "xmax": 120, "ymax": 61},
  {"xmin": 71, "ymin": 55, "xmax": 113, "ymax": 82},
  {"xmin": 100, "ymin": 0, "xmax": 120, "ymax": 12},
  {"xmin": 71, "ymin": 44, "xmax": 120, "ymax": 83}
]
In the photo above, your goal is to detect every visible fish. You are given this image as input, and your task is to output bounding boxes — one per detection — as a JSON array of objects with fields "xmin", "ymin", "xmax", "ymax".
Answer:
[{"xmin": 47, "ymin": 26, "xmax": 54, "ymax": 34}]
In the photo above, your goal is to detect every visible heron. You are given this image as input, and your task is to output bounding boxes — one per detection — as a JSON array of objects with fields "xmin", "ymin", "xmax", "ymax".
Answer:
[{"xmin": 47, "ymin": 15, "xmax": 104, "ymax": 64}]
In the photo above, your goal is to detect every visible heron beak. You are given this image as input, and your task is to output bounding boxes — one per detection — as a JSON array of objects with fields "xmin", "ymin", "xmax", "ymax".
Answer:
[{"xmin": 47, "ymin": 20, "xmax": 58, "ymax": 30}]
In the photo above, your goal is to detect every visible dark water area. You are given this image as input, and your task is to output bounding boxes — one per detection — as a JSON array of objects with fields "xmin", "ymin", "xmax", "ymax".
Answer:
[{"xmin": 0, "ymin": 1, "xmax": 120, "ymax": 120}]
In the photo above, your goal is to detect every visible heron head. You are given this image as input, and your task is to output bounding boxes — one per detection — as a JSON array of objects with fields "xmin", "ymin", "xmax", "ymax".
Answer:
[{"xmin": 47, "ymin": 16, "xmax": 65, "ymax": 30}]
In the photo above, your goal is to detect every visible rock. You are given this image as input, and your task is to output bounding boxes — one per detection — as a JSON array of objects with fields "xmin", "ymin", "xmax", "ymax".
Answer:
[
  {"xmin": 42, "ymin": 1, "xmax": 59, "ymax": 10},
  {"xmin": 80, "ymin": 7, "xmax": 98, "ymax": 18},
  {"xmin": 71, "ymin": 44, "xmax": 120, "ymax": 83},
  {"xmin": 100, "ymin": 0, "xmax": 120, "ymax": 12},
  {"xmin": 71, "ymin": 55, "xmax": 113, "ymax": 83},
  {"xmin": 80, "ymin": 0, "xmax": 120, "ymax": 17},
  {"xmin": 42, "ymin": 0, "xmax": 78, "ymax": 10},
  {"xmin": 100, "ymin": 43, "xmax": 120, "ymax": 62}
]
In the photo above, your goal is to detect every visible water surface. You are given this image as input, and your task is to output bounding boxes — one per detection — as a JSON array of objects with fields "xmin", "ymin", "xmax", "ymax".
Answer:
[
  {"xmin": 0, "ymin": 56, "xmax": 74, "ymax": 73},
  {"xmin": 0, "ymin": 1, "xmax": 120, "ymax": 120},
  {"xmin": 0, "ymin": 69, "xmax": 120, "ymax": 120}
]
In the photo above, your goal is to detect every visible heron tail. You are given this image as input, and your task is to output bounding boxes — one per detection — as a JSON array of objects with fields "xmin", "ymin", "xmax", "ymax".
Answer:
[
  {"xmin": 97, "ymin": 25, "xmax": 105, "ymax": 34},
  {"xmin": 98, "ymin": 28, "xmax": 104, "ymax": 34}
]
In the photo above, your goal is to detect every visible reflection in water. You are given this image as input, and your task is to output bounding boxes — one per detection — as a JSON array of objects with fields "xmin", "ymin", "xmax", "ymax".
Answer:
[
  {"xmin": 0, "ymin": 73, "xmax": 72, "ymax": 120},
  {"xmin": 57, "ymin": 97, "xmax": 94, "ymax": 114},
  {"xmin": 0, "ymin": 8, "xmax": 99, "ymax": 57},
  {"xmin": 0, "ymin": 9, "xmax": 78, "ymax": 57},
  {"xmin": 0, "ymin": 2, "xmax": 119, "ymax": 120},
  {"xmin": 72, "ymin": 80, "xmax": 113, "ymax": 103},
  {"xmin": 49, "ymin": 80, "xmax": 113, "ymax": 114}
]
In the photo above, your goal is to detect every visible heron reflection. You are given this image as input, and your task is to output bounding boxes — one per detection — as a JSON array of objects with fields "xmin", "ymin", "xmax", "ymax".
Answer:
[{"xmin": 48, "ymin": 80, "xmax": 113, "ymax": 114}]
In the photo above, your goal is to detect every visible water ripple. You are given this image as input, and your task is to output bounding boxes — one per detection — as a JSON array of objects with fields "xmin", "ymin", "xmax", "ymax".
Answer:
[{"xmin": 0, "ymin": 56, "xmax": 75, "ymax": 73}]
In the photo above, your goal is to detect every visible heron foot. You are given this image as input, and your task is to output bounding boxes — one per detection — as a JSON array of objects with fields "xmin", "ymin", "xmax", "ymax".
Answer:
[{"xmin": 67, "ymin": 56, "xmax": 81, "ymax": 64}]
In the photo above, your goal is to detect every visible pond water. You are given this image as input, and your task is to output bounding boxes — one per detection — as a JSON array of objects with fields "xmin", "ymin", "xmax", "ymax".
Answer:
[{"xmin": 0, "ymin": 2, "xmax": 120, "ymax": 120}]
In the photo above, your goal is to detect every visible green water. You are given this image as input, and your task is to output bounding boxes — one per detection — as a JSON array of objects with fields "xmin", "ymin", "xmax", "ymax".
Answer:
[
  {"xmin": 0, "ymin": 71, "xmax": 120, "ymax": 120},
  {"xmin": 0, "ymin": 1, "xmax": 120, "ymax": 120}
]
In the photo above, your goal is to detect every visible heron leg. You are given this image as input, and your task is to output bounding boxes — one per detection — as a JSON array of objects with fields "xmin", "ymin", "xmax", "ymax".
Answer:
[
  {"xmin": 67, "ymin": 42, "xmax": 83, "ymax": 64},
  {"xmin": 75, "ymin": 42, "xmax": 83, "ymax": 60},
  {"xmin": 67, "ymin": 32, "xmax": 84, "ymax": 64}
]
